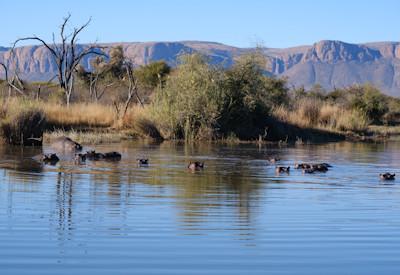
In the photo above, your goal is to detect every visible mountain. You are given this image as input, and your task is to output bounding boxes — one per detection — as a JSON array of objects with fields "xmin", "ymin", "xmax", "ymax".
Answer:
[{"xmin": 0, "ymin": 40, "xmax": 399, "ymax": 96}]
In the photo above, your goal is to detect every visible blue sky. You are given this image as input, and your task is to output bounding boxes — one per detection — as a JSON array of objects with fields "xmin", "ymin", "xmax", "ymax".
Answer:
[{"xmin": 2, "ymin": 0, "xmax": 399, "ymax": 48}]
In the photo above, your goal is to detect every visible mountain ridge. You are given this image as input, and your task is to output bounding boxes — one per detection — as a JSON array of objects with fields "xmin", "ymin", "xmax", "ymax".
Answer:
[{"xmin": 0, "ymin": 40, "xmax": 399, "ymax": 96}]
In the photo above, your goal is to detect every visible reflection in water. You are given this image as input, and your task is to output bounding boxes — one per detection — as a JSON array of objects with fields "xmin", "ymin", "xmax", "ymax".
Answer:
[
  {"xmin": 55, "ymin": 172, "xmax": 74, "ymax": 235},
  {"xmin": 2, "ymin": 141, "xmax": 400, "ymax": 274}
]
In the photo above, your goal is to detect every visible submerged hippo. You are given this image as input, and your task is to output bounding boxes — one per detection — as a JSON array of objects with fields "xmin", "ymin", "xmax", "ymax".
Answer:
[
  {"xmin": 85, "ymin": 150, "xmax": 121, "ymax": 161},
  {"xmin": 294, "ymin": 162, "xmax": 312, "ymax": 169},
  {"xmin": 295, "ymin": 162, "xmax": 331, "ymax": 173},
  {"xmin": 137, "ymin": 158, "xmax": 149, "ymax": 166},
  {"xmin": 74, "ymin": 153, "xmax": 87, "ymax": 164},
  {"xmin": 51, "ymin": 136, "xmax": 82, "ymax": 152},
  {"xmin": 188, "ymin": 161, "xmax": 204, "ymax": 170},
  {"xmin": 268, "ymin": 157, "xmax": 280, "ymax": 163},
  {"xmin": 275, "ymin": 166, "xmax": 290, "ymax": 174},
  {"xmin": 102, "ymin": 152, "xmax": 122, "ymax": 161},
  {"xmin": 380, "ymin": 173, "xmax": 395, "ymax": 181},
  {"xmin": 42, "ymin": 153, "xmax": 60, "ymax": 165},
  {"xmin": 85, "ymin": 150, "xmax": 104, "ymax": 160}
]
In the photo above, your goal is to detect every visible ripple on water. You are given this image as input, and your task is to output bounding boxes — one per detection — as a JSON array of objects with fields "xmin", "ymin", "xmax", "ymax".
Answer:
[{"xmin": 1, "ymin": 141, "xmax": 400, "ymax": 274}]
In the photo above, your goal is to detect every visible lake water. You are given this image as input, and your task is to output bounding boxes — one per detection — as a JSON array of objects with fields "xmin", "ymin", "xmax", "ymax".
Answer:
[{"xmin": 1, "ymin": 141, "xmax": 400, "ymax": 274}]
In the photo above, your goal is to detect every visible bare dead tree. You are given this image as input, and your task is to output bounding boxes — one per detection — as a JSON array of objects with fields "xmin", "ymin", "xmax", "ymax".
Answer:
[
  {"xmin": 88, "ymin": 64, "xmax": 114, "ymax": 102},
  {"xmin": 113, "ymin": 61, "xmax": 144, "ymax": 120},
  {"xmin": 125, "ymin": 61, "xmax": 144, "ymax": 110},
  {"xmin": 94, "ymin": 82, "xmax": 114, "ymax": 102},
  {"xmin": 0, "ymin": 62, "xmax": 25, "ymax": 97},
  {"xmin": 12, "ymin": 14, "xmax": 106, "ymax": 106}
]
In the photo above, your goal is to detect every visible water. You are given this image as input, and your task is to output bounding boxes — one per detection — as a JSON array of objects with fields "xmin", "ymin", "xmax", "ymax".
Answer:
[{"xmin": 1, "ymin": 141, "xmax": 400, "ymax": 274}]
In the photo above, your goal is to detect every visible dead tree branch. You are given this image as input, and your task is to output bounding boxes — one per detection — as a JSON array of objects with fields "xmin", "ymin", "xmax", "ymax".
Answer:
[{"xmin": 12, "ymin": 15, "xmax": 106, "ymax": 106}]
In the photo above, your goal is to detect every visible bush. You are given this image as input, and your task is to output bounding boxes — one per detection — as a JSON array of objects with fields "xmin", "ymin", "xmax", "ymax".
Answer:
[
  {"xmin": 133, "ymin": 117, "xmax": 163, "ymax": 140},
  {"xmin": 134, "ymin": 61, "xmax": 171, "ymax": 90},
  {"xmin": 1, "ymin": 108, "xmax": 46, "ymax": 145},
  {"xmin": 336, "ymin": 109, "xmax": 368, "ymax": 132},
  {"xmin": 218, "ymin": 52, "xmax": 280, "ymax": 139},
  {"xmin": 297, "ymin": 98, "xmax": 321, "ymax": 126},
  {"xmin": 383, "ymin": 111, "xmax": 400, "ymax": 126},
  {"xmin": 150, "ymin": 53, "xmax": 289, "ymax": 140},
  {"xmin": 350, "ymin": 85, "xmax": 388, "ymax": 124},
  {"xmin": 151, "ymin": 54, "xmax": 225, "ymax": 140}
]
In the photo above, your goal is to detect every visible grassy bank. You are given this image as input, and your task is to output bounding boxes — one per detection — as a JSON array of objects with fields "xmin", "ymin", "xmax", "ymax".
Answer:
[
  {"xmin": 0, "ymin": 96, "xmax": 379, "ymax": 145},
  {"xmin": 0, "ymin": 97, "xmax": 162, "ymax": 144},
  {"xmin": 272, "ymin": 98, "xmax": 369, "ymax": 134}
]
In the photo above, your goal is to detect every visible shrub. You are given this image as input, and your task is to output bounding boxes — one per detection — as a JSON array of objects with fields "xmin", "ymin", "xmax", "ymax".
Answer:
[
  {"xmin": 151, "ymin": 54, "xmax": 225, "ymax": 140},
  {"xmin": 1, "ymin": 108, "xmax": 46, "ymax": 145},
  {"xmin": 350, "ymin": 85, "xmax": 388, "ymax": 123},
  {"xmin": 297, "ymin": 98, "xmax": 321, "ymax": 126},
  {"xmin": 218, "ymin": 52, "xmax": 276, "ymax": 139},
  {"xmin": 336, "ymin": 109, "xmax": 368, "ymax": 132},
  {"xmin": 383, "ymin": 111, "xmax": 400, "ymax": 126},
  {"xmin": 132, "ymin": 117, "xmax": 162, "ymax": 140}
]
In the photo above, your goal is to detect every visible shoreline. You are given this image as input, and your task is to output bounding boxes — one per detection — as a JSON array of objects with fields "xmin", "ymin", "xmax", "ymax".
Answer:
[{"xmin": 39, "ymin": 126, "xmax": 396, "ymax": 146}]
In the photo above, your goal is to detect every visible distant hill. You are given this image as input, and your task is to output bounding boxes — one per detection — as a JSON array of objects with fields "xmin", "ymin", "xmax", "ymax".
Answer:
[{"xmin": 0, "ymin": 40, "xmax": 399, "ymax": 96}]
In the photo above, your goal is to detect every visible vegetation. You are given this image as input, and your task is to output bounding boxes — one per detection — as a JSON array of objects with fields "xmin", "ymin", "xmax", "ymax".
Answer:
[
  {"xmin": 0, "ymin": 101, "xmax": 46, "ymax": 145},
  {"xmin": 2, "ymin": 44, "xmax": 400, "ymax": 145}
]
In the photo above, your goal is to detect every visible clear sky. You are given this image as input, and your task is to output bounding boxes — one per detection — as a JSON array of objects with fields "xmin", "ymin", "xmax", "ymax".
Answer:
[{"xmin": 2, "ymin": 0, "xmax": 399, "ymax": 48}]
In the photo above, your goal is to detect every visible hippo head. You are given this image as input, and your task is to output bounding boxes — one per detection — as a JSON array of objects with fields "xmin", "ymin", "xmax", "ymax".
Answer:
[{"xmin": 75, "ymin": 143, "xmax": 82, "ymax": 151}]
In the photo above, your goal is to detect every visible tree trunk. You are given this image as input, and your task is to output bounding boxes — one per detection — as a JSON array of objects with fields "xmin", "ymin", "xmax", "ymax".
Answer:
[{"xmin": 66, "ymin": 73, "xmax": 74, "ymax": 107}]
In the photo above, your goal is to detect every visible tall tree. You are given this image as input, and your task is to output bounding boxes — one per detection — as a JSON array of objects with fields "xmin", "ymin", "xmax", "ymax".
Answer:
[{"xmin": 12, "ymin": 14, "xmax": 105, "ymax": 106}]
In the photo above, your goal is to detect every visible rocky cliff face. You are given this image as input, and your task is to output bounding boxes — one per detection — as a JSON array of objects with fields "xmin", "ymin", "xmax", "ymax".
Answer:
[{"xmin": 1, "ymin": 40, "xmax": 399, "ymax": 96}]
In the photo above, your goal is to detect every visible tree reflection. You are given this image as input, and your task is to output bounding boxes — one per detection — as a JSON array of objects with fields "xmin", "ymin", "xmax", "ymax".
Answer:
[
  {"xmin": 55, "ymin": 172, "xmax": 74, "ymax": 235},
  {"xmin": 0, "ymin": 145, "xmax": 43, "ymax": 174}
]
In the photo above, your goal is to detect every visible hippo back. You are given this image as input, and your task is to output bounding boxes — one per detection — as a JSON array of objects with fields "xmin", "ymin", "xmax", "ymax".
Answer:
[{"xmin": 51, "ymin": 136, "xmax": 82, "ymax": 152}]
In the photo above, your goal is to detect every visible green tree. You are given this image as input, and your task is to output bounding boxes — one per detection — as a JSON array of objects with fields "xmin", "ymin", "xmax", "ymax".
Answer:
[
  {"xmin": 135, "ymin": 61, "xmax": 171, "ymax": 90},
  {"xmin": 151, "ymin": 54, "xmax": 224, "ymax": 140},
  {"xmin": 350, "ymin": 84, "xmax": 388, "ymax": 123},
  {"xmin": 219, "ymin": 52, "xmax": 280, "ymax": 139}
]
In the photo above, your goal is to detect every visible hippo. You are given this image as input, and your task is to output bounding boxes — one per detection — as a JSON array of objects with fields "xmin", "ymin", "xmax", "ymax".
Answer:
[
  {"xmin": 85, "ymin": 150, "xmax": 121, "ymax": 161},
  {"xmin": 294, "ymin": 163, "xmax": 312, "ymax": 169},
  {"xmin": 311, "ymin": 163, "xmax": 329, "ymax": 172},
  {"xmin": 74, "ymin": 153, "xmax": 86, "ymax": 164},
  {"xmin": 102, "ymin": 152, "xmax": 122, "ymax": 161},
  {"xmin": 51, "ymin": 136, "xmax": 82, "ymax": 152},
  {"xmin": 42, "ymin": 153, "xmax": 60, "ymax": 165},
  {"xmin": 268, "ymin": 157, "xmax": 280, "ymax": 163},
  {"xmin": 85, "ymin": 150, "xmax": 104, "ymax": 160},
  {"xmin": 303, "ymin": 168, "xmax": 315, "ymax": 174},
  {"xmin": 380, "ymin": 173, "xmax": 395, "ymax": 180},
  {"xmin": 275, "ymin": 166, "xmax": 290, "ymax": 173},
  {"xmin": 188, "ymin": 161, "xmax": 204, "ymax": 170},
  {"xmin": 137, "ymin": 158, "xmax": 149, "ymax": 166},
  {"xmin": 295, "ymin": 162, "xmax": 331, "ymax": 172}
]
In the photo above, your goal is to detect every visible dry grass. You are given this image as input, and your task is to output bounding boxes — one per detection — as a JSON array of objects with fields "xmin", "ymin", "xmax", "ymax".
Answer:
[
  {"xmin": 44, "ymin": 129, "xmax": 136, "ymax": 144},
  {"xmin": 368, "ymin": 125, "xmax": 400, "ymax": 136},
  {"xmin": 43, "ymin": 103, "xmax": 115, "ymax": 128},
  {"xmin": 121, "ymin": 106, "xmax": 163, "ymax": 139},
  {"xmin": 273, "ymin": 98, "xmax": 369, "ymax": 133},
  {"xmin": 0, "ymin": 97, "xmax": 150, "ymax": 144},
  {"xmin": 1, "ymin": 97, "xmax": 115, "ymax": 129}
]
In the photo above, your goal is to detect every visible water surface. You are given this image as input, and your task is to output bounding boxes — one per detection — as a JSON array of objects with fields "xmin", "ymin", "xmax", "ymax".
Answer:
[{"xmin": 1, "ymin": 141, "xmax": 400, "ymax": 274}]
